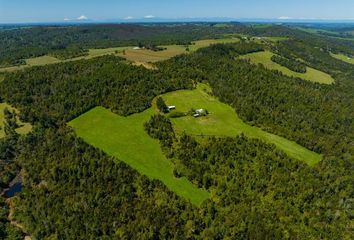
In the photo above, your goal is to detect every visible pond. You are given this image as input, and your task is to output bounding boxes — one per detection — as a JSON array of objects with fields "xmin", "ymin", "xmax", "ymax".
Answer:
[{"xmin": 4, "ymin": 182, "xmax": 22, "ymax": 198}]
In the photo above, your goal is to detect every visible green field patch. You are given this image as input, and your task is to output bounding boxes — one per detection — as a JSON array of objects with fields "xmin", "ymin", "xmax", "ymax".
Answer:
[
  {"xmin": 189, "ymin": 38, "xmax": 240, "ymax": 51},
  {"xmin": 162, "ymin": 84, "xmax": 322, "ymax": 166},
  {"xmin": 70, "ymin": 84, "xmax": 322, "ymax": 204},
  {"xmin": 0, "ymin": 103, "xmax": 32, "ymax": 138},
  {"xmin": 0, "ymin": 38, "xmax": 241, "ymax": 72},
  {"xmin": 331, "ymin": 53, "xmax": 354, "ymax": 64},
  {"xmin": 240, "ymin": 51, "xmax": 334, "ymax": 84},
  {"xmin": 69, "ymin": 106, "xmax": 210, "ymax": 206},
  {"xmin": 26, "ymin": 55, "xmax": 61, "ymax": 66}
]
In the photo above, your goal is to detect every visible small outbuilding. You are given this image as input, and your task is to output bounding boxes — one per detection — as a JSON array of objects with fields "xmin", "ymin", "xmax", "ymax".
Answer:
[
  {"xmin": 167, "ymin": 106, "xmax": 176, "ymax": 111},
  {"xmin": 193, "ymin": 109, "xmax": 207, "ymax": 118}
]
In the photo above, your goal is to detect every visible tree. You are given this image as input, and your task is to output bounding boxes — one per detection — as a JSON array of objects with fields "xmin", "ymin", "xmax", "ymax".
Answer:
[
  {"xmin": 156, "ymin": 97, "xmax": 168, "ymax": 113},
  {"xmin": 3, "ymin": 108, "xmax": 18, "ymax": 138}
]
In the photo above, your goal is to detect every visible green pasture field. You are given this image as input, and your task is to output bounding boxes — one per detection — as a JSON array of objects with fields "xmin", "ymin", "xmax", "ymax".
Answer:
[
  {"xmin": 188, "ymin": 38, "xmax": 240, "ymax": 51},
  {"xmin": 162, "ymin": 84, "xmax": 322, "ymax": 166},
  {"xmin": 69, "ymin": 84, "xmax": 322, "ymax": 204},
  {"xmin": 69, "ymin": 106, "xmax": 210, "ymax": 206},
  {"xmin": 0, "ymin": 103, "xmax": 32, "ymax": 138},
  {"xmin": 0, "ymin": 38, "xmax": 241, "ymax": 72},
  {"xmin": 331, "ymin": 53, "xmax": 354, "ymax": 64},
  {"xmin": 240, "ymin": 51, "xmax": 334, "ymax": 84}
]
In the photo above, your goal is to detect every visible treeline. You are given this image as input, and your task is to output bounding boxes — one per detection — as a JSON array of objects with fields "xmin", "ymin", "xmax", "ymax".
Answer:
[
  {"xmin": 172, "ymin": 134, "xmax": 352, "ymax": 239},
  {"xmin": 2, "ymin": 23, "xmax": 354, "ymax": 68},
  {"xmin": 11, "ymin": 127, "xmax": 202, "ymax": 239},
  {"xmin": 159, "ymin": 42, "xmax": 354, "ymax": 158},
  {"xmin": 141, "ymin": 113, "xmax": 352, "ymax": 238},
  {"xmin": 271, "ymin": 55, "xmax": 307, "ymax": 73},
  {"xmin": 0, "ymin": 23, "xmax": 248, "ymax": 67},
  {"xmin": 0, "ymin": 55, "xmax": 193, "ymax": 127},
  {"xmin": 49, "ymin": 45, "xmax": 89, "ymax": 60}
]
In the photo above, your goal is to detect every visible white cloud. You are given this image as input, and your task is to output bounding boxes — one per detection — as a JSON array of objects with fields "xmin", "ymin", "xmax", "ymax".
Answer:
[
  {"xmin": 278, "ymin": 16, "xmax": 292, "ymax": 20},
  {"xmin": 144, "ymin": 15, "xmax": 155, "ymax": 19},
  {"xmin": 64, "ymin": 18, "xmax": 70, "ymax": 21},
  {"xmin": 77, "ymin": 15, "xmax": 88, "ymax": 20},
  {"xmin": 124, "ymin": 16, "xmax": 134, "ymax": 20}
]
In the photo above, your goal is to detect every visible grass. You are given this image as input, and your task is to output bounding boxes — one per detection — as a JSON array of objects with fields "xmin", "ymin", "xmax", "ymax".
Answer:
[
  {"xmin": 69, "ymin": 106, "xmax": 210, "ymax": 206},
  {"xmin": 162, "ymin": 84, "xmax": 322, "ymax": 166},
  {"xmin": 331, "ymin": 53, "xmax": 354, "ymax": 64},
  {"xmin": 0, "ymin": 38, "xmax": 241, "ymax": 72},
  {"xmin": 189, "ymin": 38, "xmax": 240, "ymax": 51},
  {"xmin": 0, "ymin": 103, "xmax": 32, "ymax": 138},
  {"xmin": 69, "ymin": 84, "xmax": 321, "ymax": 204},
  {"xmin": 118, "ymin": 45, "xmax": 187, "ymax": 63},
  {"xmin": 25, "ymin": 55, "xmax": 61, "ymax": 66},
  {"xmin": 240, "ymin": 51, "xmax": 335, "ymax": 84}
]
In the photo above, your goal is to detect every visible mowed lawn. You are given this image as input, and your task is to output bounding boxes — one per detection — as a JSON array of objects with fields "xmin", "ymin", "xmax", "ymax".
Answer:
[
  {"xmin": 69, "ymin": 106, "xmax": 210, "ymax": 206},
  {"xmin": 240, "ymin": 51, "xmax": 334, "ymax": 84},
  {"xmin": 0, "ymin": 103, "xmax": 32, "ymax": 138},
  {"xmin": 162, "ymin": 84, "xmax": 322, "ymax": 166},
  {"xmin": 331, "ymin": 53, "xmax": 354, "ymax": 64}
]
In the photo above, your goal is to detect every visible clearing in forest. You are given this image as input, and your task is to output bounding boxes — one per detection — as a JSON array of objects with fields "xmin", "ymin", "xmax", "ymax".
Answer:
[
  {"xmin": 69, "ymin": 106, "xmax": 210, "ymax": 206},
  {"xmin": 0, "ymin": 103, "xmax": 32, "ymax": 138},
  {"xmin": 69, "ymin": 84, "xmax": 322, "ymax": 204},
  {"xmin": 161, "ymin": 84, "xmax": 322, "ymax": 166},
  {"xmin": 331, "ymin": 53, "xmax": 354, "ymax": 65},
  {"xmin": 0, "ymin": 38, "xmax": 240, "ymax": 72},
  {"xmin": 240, "ymin": 51, "xmax": 334, "ymax": 84}
]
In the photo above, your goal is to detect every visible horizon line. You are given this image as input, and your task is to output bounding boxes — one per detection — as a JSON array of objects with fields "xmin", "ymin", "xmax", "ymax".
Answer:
[{"xmin": 2, "ymin": 17, "xmax": 354, "ymax": 25}]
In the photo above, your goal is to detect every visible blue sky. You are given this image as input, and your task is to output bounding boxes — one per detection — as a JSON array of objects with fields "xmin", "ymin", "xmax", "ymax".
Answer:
[{"xmin": 1, "ymin": 0, "xmax": 354, "ymax": 23}]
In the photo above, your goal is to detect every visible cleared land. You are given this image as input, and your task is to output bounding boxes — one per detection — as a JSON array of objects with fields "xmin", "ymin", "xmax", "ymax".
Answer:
[
  {"xmin": 240, "ymin": 51, "xmax": 335, "ymax": 84},
  {"xmin": 162, "ymin": 84, "xmax": 322, "ymax": 166},
  {"xmin": 0, "ymin": 38, "xmax": 240, "ymax": 72},
  {"xmin": 331, "ymin": 53, "xmax": 354, "ymax": 64},
  {"xmin": 69, "ymin": 106, "xmax": 210, "ymax": 206},
  {"xmin": 0, "ymin": 103, "xmax": 32, "ymax": 138},
  {"xmin": 70, "ymin": 84, "xmax": 321, "ymax": 203}
]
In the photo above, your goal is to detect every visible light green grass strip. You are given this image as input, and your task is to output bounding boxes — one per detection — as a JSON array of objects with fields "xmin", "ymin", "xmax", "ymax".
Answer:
[
  {"xmin": 162, "ymin": 84, "xmax": 322, "ymax": 166},
  {"xmin": 331, "ymin": 53, "xmax": 354, "ymax": 65},
  {"xmin": 240, "ymin": 51, "xmax": 334, "ymax": 85}
]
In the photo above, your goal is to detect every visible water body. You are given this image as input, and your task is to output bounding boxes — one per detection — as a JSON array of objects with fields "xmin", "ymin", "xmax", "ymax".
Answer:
[
  {"xmin": 3, "ymin": 175, "xmax": 23, "ymax": 198},
  {"xmin": 4, "ymin": 182, "xmax": 22, "ymax": 198}
]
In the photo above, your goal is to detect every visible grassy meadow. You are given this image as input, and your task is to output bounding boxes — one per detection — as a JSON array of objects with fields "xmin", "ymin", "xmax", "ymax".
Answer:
[
  {"xmin": 70, "ymin": 84, "xmax": 322, "ymax": 204},
  {"xmin": 162, "ymin": 84, "xmax": 322, "ymax": 166},
  {"xmin": 0, "ymin": 103, "xmax": 32, "ymax": 138},
  {"xmin": 240, "ymin": 51, "xmax": 335, "ymax": 84},
  {"xmin": 69, "ymin": 106, "xmax": 210, "ymax": 206},
  {"xmin": 331, "ymin": 53, "xmax": 354, "ymax": 64},
  {"xmin": 0, "ymin": 38, "xmax": 242, "ymax": 72}
]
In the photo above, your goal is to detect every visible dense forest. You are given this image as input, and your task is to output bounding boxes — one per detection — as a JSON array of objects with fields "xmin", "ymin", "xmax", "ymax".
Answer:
[
  {"xmin": 2, "ymin": 23, "xmax": 354, "ymax": 67},
  {"xmin": 0, "ymin": 24, "xmax": 353, "ymax": 239},
  {"xmin": 270, "ymin": 55, "xmax": 307, "ymax": 73},
  {"xmin": 0, "ymin": 23, "xmax": 249, "ymax": 66},
  {"xmin": 0, "ymin": 55, "xmax": 193, "ymax": 126}
]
